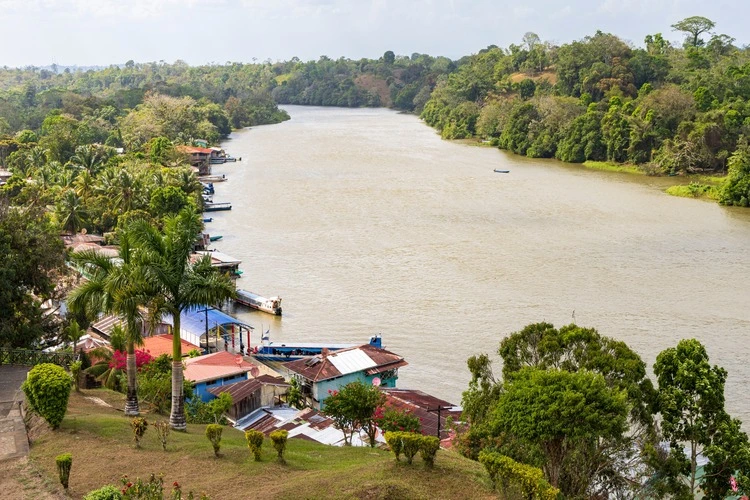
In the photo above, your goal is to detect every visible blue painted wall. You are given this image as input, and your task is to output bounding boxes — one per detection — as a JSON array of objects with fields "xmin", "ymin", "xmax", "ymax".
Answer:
[
  {"xmin": 193, "ymin": 373, "xmax": 248, "ymax": 402},
  {"xmin": 312, "ymin": 370, "xmax": 399, "ymax": 409}
]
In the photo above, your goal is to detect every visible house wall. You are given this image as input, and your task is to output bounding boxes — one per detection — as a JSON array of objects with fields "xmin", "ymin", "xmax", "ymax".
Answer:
[
  {"xmin": 310, "ymin": 370, "xmax": 399, "ymax": 410},
  {"xmin": 194, "ymin": 372, "xmax": 249, "ymax": 402}
]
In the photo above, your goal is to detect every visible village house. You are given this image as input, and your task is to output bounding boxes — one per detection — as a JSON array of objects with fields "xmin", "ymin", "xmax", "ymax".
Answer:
[
  {"xmin": 380, "ymin": 388, "xmax": 462, "ymax": 442},
  {"xmin": 176, "ymin": 145, "xmax": 212, "ymax": 175},
  {"xmin": 207, "ymin": 374, "xmax": 289, "ymax": 421},
  {"xmin": 283, "ymin": 343, "xmax": 407, "ymax": 410},
  {"xmin": 183, "ymin": 350, "xmax": 260, "ymax": 401}
]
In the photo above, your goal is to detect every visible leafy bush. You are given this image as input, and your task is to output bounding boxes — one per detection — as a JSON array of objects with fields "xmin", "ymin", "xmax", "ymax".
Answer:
[
  {"xmin": 56, "ymin": 453, "xmax": 72, "ymax": 489},
  {"xmin": 245, "ymin": 429, "xmax": 264, "ymax": 461},
  {"xmin": 269, "ymin": 429, "xmax": 288, "ymax": 463},
  {"xmin": 384, "ymin": 431, "xmax": 403, "ymax": 461},
  {"xmin": 374, "ymin": 405, "xmax": 421, "ymax": 433},
  {"xmin": 400, "ymin": 433, "xmax": 422, "ymax": 464},
  {"xmin": 83, "ymin": 485, "xmax": 123, "ymax": 500},
  {"xmin": 419, "ymin": 436, "xmax": 440, "ymax": 467},
  {"xmin": 84, "ymin": 475, "xmax": 209, "ymax": 500},
  {"xmin": 22, "ymin": 363, "xmax": 72, "ymax": 429},
  {"xmin": 131, "ymin": 417, "xmax": 148, "ymax": 448},
  {"xmin": 152, "ymin": 420, "xmax": 170, "ymax": 451},
  {"xmin": 479, "ymin": 451, "xmax": 559, "ymax": 499},
  {"xmin": 70, "ymin": 361, "xmax": 82, "ymax": 392},
  {"xmin": 139, "ymin": 354, "xmax": 193, "ymax": 415},
  {"xmin": 205, "ymin": 424, "xmax": 223, "ymax": 457}
]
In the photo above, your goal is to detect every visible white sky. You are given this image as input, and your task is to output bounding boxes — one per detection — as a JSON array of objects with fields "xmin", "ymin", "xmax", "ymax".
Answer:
[{"xmin": 0, "ymin": 0, "xmax": 746, "ymax": 67}]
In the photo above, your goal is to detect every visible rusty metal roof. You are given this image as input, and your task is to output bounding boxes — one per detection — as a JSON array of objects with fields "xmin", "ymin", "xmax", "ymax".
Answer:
[
  {"xmin": 207, "ymin": 375, "xmax": 288, "ymax": 401},
  {"xmin": 283, "ymin": 344, "xmax": 406, "ymax": 382},
  {"xmin": 381, "ymin": 388, "xmax": 462, "ymax": 440}
]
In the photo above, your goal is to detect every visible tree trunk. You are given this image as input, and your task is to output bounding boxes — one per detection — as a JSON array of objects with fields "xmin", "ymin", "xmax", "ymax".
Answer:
[
  {"xmin": 169, "ymin": 314, "xmax": 187, "ymax": 430},
  {"xmin": 124, "ymin": 340, "xmax": 139, "ymax": 416}
]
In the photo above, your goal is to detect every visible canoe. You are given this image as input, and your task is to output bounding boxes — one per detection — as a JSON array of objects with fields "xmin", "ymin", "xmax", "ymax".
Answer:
[{"xmin": 494, "ymin": 169, "xmax": 510, "ymax": 173}]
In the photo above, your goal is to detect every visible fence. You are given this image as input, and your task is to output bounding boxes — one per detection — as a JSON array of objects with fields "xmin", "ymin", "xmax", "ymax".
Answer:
[{"xmin": 0, "ymin": 348, "xmax": 76, "ymax": 369}]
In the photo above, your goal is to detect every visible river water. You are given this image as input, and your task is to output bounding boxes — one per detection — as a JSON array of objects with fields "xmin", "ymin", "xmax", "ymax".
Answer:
[{"xmin": 209, "ymin": 105, "xmax": 750, "ymax": 422}]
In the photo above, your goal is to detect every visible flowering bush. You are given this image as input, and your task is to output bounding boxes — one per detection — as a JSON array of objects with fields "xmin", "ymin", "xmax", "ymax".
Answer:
[
  {"xmin": 374, "ymin": 405, "xmax": 422, "ymax": 434},
  {"xmin": 110, "ymin": 350, "xmax": 153, "ymax": 371}
]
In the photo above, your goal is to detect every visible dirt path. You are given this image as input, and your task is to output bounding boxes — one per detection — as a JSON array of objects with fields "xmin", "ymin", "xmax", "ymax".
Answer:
[{"xmin": 0, "ymin": 456, "xmax": 63, "ymax": 499}]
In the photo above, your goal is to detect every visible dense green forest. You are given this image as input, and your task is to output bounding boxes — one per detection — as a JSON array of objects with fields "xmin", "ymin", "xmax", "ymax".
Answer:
[{"xmin": 419, "ymin": 17, "xmax": 750, "ymax": 205}]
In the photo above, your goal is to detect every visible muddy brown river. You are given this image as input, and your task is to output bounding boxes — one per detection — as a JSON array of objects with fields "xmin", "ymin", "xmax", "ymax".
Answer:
[{"xmin": 209, "ymin": 105, "xmax": 750, "ymax": 422}]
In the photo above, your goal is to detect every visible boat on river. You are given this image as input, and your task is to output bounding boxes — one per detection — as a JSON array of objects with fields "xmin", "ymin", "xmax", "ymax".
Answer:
[
  {"xmin": 235, "ymin": 289, "xmax": 282, "ymax": 315},
  {"xmin": 209, "ymin": 235, "xmax": 223, "ymax": 242},
  {"xmin": 494, "ymin": 169, "xmax": 510, "ymax": 173},
  {"xmin": 204, "ymin": 202, "xmax": 232, "ymax": 212},
  {"xmin": 251, "ymin": 334, "xmax": 383, "ymax": 362}
]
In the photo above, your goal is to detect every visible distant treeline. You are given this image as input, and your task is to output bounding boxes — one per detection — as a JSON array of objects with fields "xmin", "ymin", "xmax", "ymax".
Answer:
[
  {"xmin": 0, "ymin": 60, "xmax": 289, "ymax": 152},
  {"xmin": 2, "ymin": 16, "xmax": 750, "ymax": 205}
]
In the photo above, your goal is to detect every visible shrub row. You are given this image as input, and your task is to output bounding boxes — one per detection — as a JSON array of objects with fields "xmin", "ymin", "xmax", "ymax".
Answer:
[
  {"xmin": 478, "ymin": 451, "xmax": 559, "ymax": 499},
  {"xmin": 384, "ymin": 431, "xmax": 440, "ymax": 466}
]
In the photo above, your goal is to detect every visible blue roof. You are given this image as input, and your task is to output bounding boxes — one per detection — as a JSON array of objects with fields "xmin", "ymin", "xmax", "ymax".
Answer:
[{"xmin": 162, "ymin": 306, "xmax": 254, "ymax": 337}]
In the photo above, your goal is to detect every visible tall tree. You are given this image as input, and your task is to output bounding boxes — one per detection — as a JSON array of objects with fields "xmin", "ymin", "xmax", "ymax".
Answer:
[
  {"xmin": 490, "ymin": 368, "xmax": 628, "ymax": 490},
  {"xmin": 654, "ymin": 338, "xmax": 750, "ymax": 497},
  {"xmin": 130, "ymin": 208, "xmax": 235, "ymax": 430},
  {"xmin": 671, "ymin": 16, "xmax": 716, "ymax": 48},
  {"xmin": 0, "ymin": 200, "xmax": 66, "ymax": 348},
  {"xmin": 67, "ymin": 230, "xmax": 147, "ymax": 416}
]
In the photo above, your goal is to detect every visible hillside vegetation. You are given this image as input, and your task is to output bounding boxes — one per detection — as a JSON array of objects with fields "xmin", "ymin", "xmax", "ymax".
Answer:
[{"xmin": 25, "ymin": 389, "xmax": 495, "ymax": 499}]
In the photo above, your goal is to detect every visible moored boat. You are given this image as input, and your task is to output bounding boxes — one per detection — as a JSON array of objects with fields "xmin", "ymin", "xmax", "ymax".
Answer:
[
  {"xmin": 204, "ymin": 202, "xmax": 232, "ymax": 212},
  {"xmin": 235, "ymin": 289, "xmax": 282, "ymax": 315},
  {"xmin": 251, "ymin": 334, "xmax": 383, "ymax": 362},
  {"xmin": 209, "ymin": 235, "xmax": 223, "ymax": 242}
]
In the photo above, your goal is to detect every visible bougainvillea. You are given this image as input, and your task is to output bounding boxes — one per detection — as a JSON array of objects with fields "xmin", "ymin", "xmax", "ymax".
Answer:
[{"xmin": 109, "ymin": 350, "xmax": 153, "ymax": 371}]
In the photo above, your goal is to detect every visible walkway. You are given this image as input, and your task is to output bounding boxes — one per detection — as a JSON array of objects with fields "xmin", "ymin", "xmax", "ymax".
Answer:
[{"xmin": 0, "ymin": 365, "xmax": 30, "ymax": 461}]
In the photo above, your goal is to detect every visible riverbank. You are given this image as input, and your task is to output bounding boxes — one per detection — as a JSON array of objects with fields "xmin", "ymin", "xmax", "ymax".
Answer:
[
  {"xmin": 22, "ymin": 389, "xmax": 494, "ymax": 499},
  {"xmin": 457, "ymin": 137, "xmax": 728, "ymax": 201}
]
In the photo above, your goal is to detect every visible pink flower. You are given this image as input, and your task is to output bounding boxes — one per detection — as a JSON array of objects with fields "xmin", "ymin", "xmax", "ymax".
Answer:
[{"xmin": 731, "ymin": 476, "xmax": 739, "ymax": 492}]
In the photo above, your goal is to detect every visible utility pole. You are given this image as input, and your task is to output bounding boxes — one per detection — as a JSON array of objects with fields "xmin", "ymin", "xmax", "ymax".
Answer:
[{"xmin": 426, "ymin": 405, "xmax": 452, "ymax": 439}]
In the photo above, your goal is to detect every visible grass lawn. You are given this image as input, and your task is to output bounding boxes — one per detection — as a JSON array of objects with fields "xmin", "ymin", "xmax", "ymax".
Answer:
[
  {"xmin": 28, "ymin": 389, "xmax": 495, "ymax": 499},
  {"xmin": 581, "ymin": 161, "xmax": 644, "ymax": 175}
]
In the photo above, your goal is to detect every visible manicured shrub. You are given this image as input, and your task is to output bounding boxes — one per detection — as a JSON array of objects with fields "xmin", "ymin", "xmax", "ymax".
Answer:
[
  {"xmin": 245, "ymin": 429, "xmax": 264, "ymax": 461},
  {"xmin": 83, "ymin": 485, "xmax": 123, "ymax": 500},
  {"xmin": 400, "ymin": 432, "xmax": 421, "ymax": 465},
  {"xmin": 153, "ymin": 420, "xmax": 170, "ymax": 451},
  {"xmin": 55, "ymin": 453, "xmax": 72, "ymax": 489},
  {"xmin": 269, "ymin": 429, "xmax": 288, "ymax": 463},
  {"xmin": 205, "ymin": 424, "xmax": 223, "ymax": 457},
  {"xmin": 478, "ymin": 451, "xmax": 559, "ymax": 499},
  {"xmin": 131, "ymin": 417, "xmax": 148, "ymax": 448},
  {"xmin": 419, "ymin": 435, "xmax": 440, "ymax": 467},
  {"xmin": 22, "ymin": 363, "xmax": 72, "ymax": 429},
  {"xmin": 384, "ymin": 431, "xmax": 403, "ymax": 461}
]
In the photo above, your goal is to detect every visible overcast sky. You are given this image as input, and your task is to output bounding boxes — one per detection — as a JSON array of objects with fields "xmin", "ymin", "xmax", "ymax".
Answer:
[{"xmin": 0, "ymin": 0, "xmax": 746, "ymax": 68}]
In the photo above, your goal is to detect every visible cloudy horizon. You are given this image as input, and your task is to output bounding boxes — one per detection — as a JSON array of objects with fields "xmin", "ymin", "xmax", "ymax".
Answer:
[{"xmin": 0, "ymin": 0, "xmax": 746, "ymax": 68}]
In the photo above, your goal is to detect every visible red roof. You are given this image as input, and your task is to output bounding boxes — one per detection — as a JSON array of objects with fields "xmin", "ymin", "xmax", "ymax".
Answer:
[
  {"xmin": 141, "ymin": 334, "xmax": 198, "ymax": 358},
  {"xmin": 183, "ymin": 351, "xmax": 260, "ymax": 383}
]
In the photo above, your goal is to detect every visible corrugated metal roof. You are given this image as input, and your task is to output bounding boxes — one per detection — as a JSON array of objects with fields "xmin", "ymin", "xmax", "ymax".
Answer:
[
  {"xmin": 328, "ymin": 349, "xmax": 377, "ymax": 376},
  {"xmin": 284, "ymin": 344, "xmax": 407, "ymax": 382}
]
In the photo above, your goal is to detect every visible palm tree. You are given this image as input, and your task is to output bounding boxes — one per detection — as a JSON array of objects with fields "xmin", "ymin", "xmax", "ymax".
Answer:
[
  {"xmin": 130, "ymin": 207, "xmax": 235, "ymax": 430},
  {"xmin": 56, "ymin": 189, "xmax": 88, "ymax": 234},
  {"xmin": 67, "ymin": 230, "xmax": 147, "ymax": 416}
]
